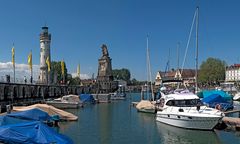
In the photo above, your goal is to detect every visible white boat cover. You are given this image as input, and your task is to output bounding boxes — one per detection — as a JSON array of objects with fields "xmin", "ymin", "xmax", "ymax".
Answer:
[
  {"xmin": 12, "ymin": 104, "xmax": 78, "ymax": 121},
  {"xmin": 61, "ymin": 95, "xmax": 81, "ymax": 103},
  {"xmin": 136, "ymin": 100, "xmax": 155, "ymax": 110}
]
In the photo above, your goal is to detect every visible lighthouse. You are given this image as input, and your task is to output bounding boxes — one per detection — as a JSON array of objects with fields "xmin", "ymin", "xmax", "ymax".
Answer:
[{"xmin": 39, "ymin": 26, "xmax": 51, "ymax": 84}]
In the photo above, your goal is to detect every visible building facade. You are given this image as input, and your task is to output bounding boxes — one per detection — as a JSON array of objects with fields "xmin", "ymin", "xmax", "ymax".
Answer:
[
  {"xmin": 39, "ymin": 26, "xmax": 51, "ymax": 84},
  {"xmin": 225, "ymin": 64, "xmax": 240, "ymax": 82},
  {"xmin": 155, "ymin": 69, "xmax": 195, "ymax": 86}
]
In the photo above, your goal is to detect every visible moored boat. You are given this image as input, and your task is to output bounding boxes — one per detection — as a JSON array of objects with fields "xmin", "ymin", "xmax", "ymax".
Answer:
[
  {"xmin": 136, "ymin": 36, "xmax": 156, "ymax": 114},
  {"xmin": 46, "ymin": 100, "xmax": 79, "ymax": 109},
  {"xmin": 156, "ymin": 88, "xmax": 224, "ymax": 130},
  {"xmin": 0, "ymin": 121, "xmax": 73, "ymax": 144},
  {"xmin": 46, "ymin": 95, "xmax": 83, "ymax": 109},
  {"xmin": 201, "ymin": 94, "xmax": 233, "ymax": 111},
  {"xmin": 136, "ymin": 100, "xmax": 156, "ymax": 113},
  {"xmin": 13, "ymin": 104, "xmax": 78, "ymax": 121}
]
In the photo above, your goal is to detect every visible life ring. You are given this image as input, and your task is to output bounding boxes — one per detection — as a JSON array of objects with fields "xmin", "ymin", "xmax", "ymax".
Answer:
[{"xmin": 215, "ymin": 104, "xmax": 221, "ymax": 110}]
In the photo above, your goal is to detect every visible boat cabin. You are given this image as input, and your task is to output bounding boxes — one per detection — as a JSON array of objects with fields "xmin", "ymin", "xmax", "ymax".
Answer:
[{"xmin": 165, "ymin": 99, "xmax": 202, "ymax": 107}]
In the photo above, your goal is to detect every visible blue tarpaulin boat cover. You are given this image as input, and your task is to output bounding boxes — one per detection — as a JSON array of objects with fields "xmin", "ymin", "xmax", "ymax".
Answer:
[
  {"xmin": 198, "ymin": 90, "xmax": 232, "ymax": 101},
  {"xmin": 80, "ymin": 94, "xmax": 95, "ymax": 103},
  {"xmin": 201, "ymin": 94, "xmax": 233, "ymax": 111},
  {"xmin": 0, "ymin": 115, "xmax": 30, "ymax": 126},
  {"xmin": 202, "ymin": 94, "xmax": 227, "ymax": 104},
  {"xmin": 7, "ymin": 108, "xmax": 52, "ymax": 122},
  {"xmin": 0, "ymin": 121, "xmax": 73, "ymax": 144}
]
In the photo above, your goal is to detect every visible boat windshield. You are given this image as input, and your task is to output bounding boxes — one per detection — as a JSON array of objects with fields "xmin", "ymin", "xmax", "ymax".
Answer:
[{"xmin": 166, "ymin": 99, "xmax": 202, "ymax": 107}]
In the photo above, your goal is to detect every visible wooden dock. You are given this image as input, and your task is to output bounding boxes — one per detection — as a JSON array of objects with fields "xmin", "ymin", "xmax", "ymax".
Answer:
[
  {"xmin": 222, "ymin": 117, "xmax": 240, "ymax": 131},
  {"xmin": 224, "ymin": 109, "xmax": 240, "ymax": 115}
]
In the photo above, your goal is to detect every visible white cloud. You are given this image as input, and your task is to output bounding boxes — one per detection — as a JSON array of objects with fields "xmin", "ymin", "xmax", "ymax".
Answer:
[
  {"xmin": 0, "ymin": 62, "xmax": 92, "ymax": 83},
  {"xmin": 0, "ymin": 62, "xmax": 39, "ymax": 82}
]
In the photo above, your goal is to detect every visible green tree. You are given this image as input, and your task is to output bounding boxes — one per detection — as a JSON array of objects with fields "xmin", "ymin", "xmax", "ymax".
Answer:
[
  {"xmin": 131, "ymin": 78, "xmax": 138, "ymax": 85},
  {"xmin": 198, "ymin": 57, "xmax": 226, "ymax": 84},
  {"xmin": 112, "ymin": 68, "xmax": 131, "ymax": 82},
  {"xmin": 69, "ymin": 77, "xmax": 81, "ymax": 85},
  {"xmin": 50, "ymin": 61, "xmax": 68, "ymax": 84}
]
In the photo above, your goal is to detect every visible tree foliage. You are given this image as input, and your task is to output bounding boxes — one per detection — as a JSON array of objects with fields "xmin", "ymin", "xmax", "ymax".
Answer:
[
  {"xmin": 129, "ymin": 78, "xmax": 147, "ymax": 86},
  {"xmin": 69, "ymin": 77, "xmax": 81, "ymax": 85},
  {"xmin": 198, "ymin": 57, "xmax": 226, "ymax": 84},
  {"xmin": 112, "ymin": 68, "xmax": 131, "ymax": 82},
  {"xmin": 50, "ymin": 61, "xmax": 68, "ymax": 84}
]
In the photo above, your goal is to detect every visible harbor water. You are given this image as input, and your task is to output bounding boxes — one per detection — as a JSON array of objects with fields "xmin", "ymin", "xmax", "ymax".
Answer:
[{"xmin": 59, "ymin": 93, "xmax": 240, "ymax": 144}]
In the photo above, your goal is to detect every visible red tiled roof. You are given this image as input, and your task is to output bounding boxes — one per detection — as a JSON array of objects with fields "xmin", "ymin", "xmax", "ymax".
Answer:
[
  {"xmin": 226, "ymin": 64, "xmax": 240, "ymax": 69},
  {"xmin": 158, "ymin": 69, "xmax": 196, "ymax": 79},
  {"xmin": 234, "ymin": 64, "xmax": 240, "ymax": 67},
  {"xmin": 180, "ymin": 69, "xmax": 195, "ymax": 78},
  {"xmin": 160, "ymin": 71, "xmax": 176, "ymax": 78}
]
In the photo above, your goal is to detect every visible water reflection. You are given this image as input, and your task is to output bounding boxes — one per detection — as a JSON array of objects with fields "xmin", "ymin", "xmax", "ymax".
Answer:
[
  {"xmin": 156, "ymin": 122, "xmax": 221, "ymax": 144},
  {"xmin": 98, "ymin": 103, "xmax": 112, "ymax": 144}
]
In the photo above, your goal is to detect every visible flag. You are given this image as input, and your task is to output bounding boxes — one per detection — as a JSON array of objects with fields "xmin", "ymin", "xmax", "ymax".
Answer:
[
  {"xmin": 61, "ymin": 60, "xmax": 65, "ymax": 75},
  {"xmin": 46, "ymin": 56, "xmax": 51, "ymax": 72},
  {"xmin": 77, "ymin": 64, "xmax": 80, "ymax": 78},
  {"xmin": 28, "ymin": 51, "xmax": 32, "ymax": 70},
  {"xmin": 11, "ymin": 47, "xmax": 15, "ymax": 66}
]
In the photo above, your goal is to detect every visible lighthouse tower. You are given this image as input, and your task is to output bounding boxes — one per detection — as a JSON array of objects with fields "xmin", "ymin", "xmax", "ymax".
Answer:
[{"xmin": 39, "ymin": 26, "xmax": 51, "ymax": 84}]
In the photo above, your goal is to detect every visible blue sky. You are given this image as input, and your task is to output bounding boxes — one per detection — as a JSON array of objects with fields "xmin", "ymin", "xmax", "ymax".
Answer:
[{"xmin": 0, "ymin": 0, "xmax": 240, "ymax": 81}]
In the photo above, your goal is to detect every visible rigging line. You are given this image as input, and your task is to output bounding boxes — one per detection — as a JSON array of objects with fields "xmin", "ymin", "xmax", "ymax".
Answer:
[
  {"xmin": 149, "ymin": 55, "xmax": 154, "ymax": 100},
  {"xmin": 180, "ymin": 8, "xmax": 197, "ymax": 76}
]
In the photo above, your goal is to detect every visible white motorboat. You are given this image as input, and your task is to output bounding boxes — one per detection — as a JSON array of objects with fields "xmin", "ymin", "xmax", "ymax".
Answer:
[
  {"xmin": 156, "ymin": 88, "xmax": 224, "ymax": 130},
  {"xmin": 46, "ymin": 95, "xmax": 83, "ymax": 109}
]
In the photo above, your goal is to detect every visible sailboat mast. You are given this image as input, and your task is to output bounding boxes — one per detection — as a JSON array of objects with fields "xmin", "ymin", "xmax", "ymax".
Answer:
[
  {"xmin": 146, "ymin": 36, "xmax": 149, "ymax": 99},
  {"xmin": 195, "ymin": 7, "xmax": 199, "ymax": 93},
  {"xmin": 168, "ymin": 48, "xmax": 170, "ymax": 72},
  {"xmin": 177, "ymin": 42, "xmax": 180, "ymax": 79},
  {"xmin": 146, "ymin": 36, "xmax": 154, "ymax": 100}
]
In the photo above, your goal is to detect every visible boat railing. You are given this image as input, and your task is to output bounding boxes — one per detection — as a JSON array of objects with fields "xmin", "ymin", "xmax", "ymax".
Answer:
[
  {"xmin": 201, "ymin": 105, "xmax": 208, "ymax": 112},
  {"xmin": 187, "ymin": 106, "xmax": 192, "ymax": 113}
]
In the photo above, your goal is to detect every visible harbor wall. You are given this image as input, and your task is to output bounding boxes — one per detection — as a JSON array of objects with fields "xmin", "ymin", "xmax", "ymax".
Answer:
[{"xmin": 0, "ymin": 82, "xmax": 91, "ymax": 111}]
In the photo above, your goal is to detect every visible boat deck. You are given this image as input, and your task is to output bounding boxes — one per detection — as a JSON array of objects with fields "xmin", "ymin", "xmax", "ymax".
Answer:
[{"xmin": 131, "ymin": 102, "xmax": 139, "ymax": 107}]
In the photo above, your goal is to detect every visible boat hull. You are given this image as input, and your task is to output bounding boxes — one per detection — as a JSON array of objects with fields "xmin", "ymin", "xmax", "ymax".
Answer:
[
  {"xmin": 46, "ymin": 101, "xmax": 80, "ymax": 109},
  {"xmin": 156, "ymin": 113, "xmax": 222, "ymax": 130},
  {"xmin": 111, "ymin": 96, "xmax": 126, "ymax": 100},
  {"xmin": 137, "ymin": 108, "xmax": 156, "ymax": 114}
]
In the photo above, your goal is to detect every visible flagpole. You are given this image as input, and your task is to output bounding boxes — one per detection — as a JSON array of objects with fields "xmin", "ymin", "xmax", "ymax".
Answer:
[
  {"xmin": 30, "ymin": 50, "xmax": 33, "ymax": 84},
  {"xmin": 61, "ymin": 60, "xmax": 65, "ymax": 84},
  {"xmin": 12, "ymin": 43, "xmax": 15, "ymax": 83},
  {"xmin": 13, "ymin": 63, "xmax": 15, "ymax": 83},
  {"xmin": 31, "ymin": 68, "xmax": 33, "ymax": 84},
  {"xmin": 46, "ymin": 56, "xmax": 50, "ymax": 85}
]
